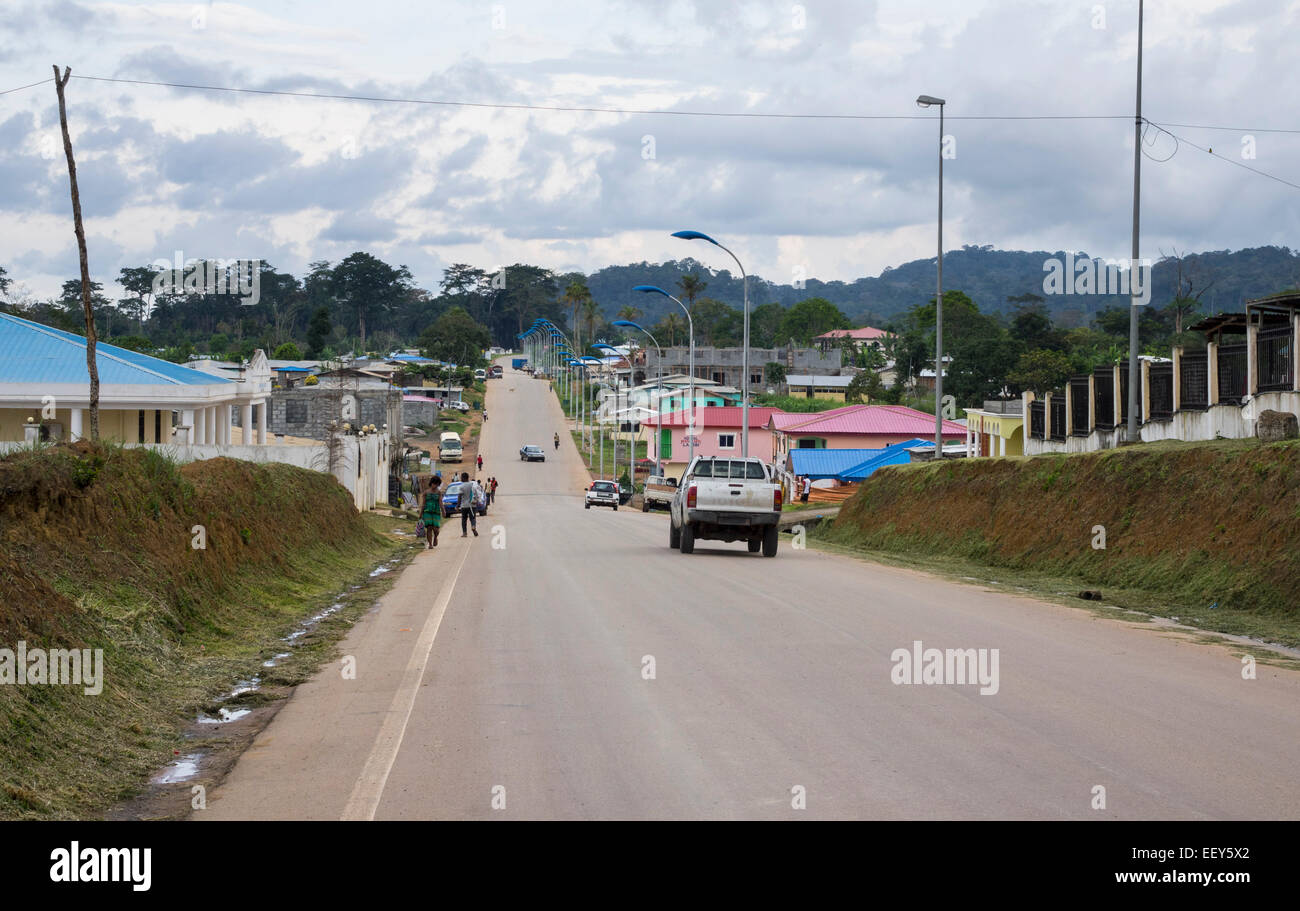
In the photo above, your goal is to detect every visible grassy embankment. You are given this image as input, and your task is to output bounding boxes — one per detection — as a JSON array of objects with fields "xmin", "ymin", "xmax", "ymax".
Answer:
[
  {"xmin": 818, "ymin": 438, "xmax": 1300, "ymax": 649},
  {"xmin": 0, "ymin": 442, "xmax": 411, "ymax": 819}
]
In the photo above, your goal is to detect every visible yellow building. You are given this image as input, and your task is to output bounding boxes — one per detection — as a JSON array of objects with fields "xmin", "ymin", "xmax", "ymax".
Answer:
[{"xmin": 963, "ymin": 402, "xmax": 1025, "ymax": 457}]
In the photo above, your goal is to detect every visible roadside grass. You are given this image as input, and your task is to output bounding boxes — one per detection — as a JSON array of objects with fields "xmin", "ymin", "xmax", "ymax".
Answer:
[{"xmin": 0, "ymin": 444, "xmax": 411, "ymax": 819}]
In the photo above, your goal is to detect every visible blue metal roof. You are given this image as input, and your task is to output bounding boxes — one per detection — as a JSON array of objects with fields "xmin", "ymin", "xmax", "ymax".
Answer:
[
  {"xmin": 841, "ymin": 439, "xmax": 931, "ymax": 480},
  {"xmin": 0, "ymin": 312, "xmax": 232, "ymax": 386},
  {"xmin": 788, "ymin": 448, "xmax": 880, "ymax": 480},
  {"xmin": 789, "ymin": 439, "xmax": 932, "ymax": 481}
]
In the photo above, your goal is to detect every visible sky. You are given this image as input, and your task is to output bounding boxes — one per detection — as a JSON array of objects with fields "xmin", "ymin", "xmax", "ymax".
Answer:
[{"xmin": 0, "ymin": 0, "xmax": 1297, "ymax": 303}]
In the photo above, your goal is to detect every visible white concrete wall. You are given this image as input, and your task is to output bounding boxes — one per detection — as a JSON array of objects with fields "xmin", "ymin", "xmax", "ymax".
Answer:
[{"xmin": 1024, "ymin": 392, "xmax": 1300, "ymax": 455}]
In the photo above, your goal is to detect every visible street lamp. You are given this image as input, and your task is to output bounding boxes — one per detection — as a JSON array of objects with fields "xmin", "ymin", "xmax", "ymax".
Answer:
[
  {"xmin": 635, "ymin": 284, "xmax": 697, "ymax": 464},
  {"xmin": 595, "ymin": 343, "xmax": 628, "ymax": 489},
  {"xmin": 614, "ymin": 319, "xmax": 663, "ymax": 478},
  {"xmin": 671, "ymin": 230, "xmax": 751, "ymax": 457},
  {"xmin": 916, "ymin": 93, "xmax": 946, "ymax": 459}
]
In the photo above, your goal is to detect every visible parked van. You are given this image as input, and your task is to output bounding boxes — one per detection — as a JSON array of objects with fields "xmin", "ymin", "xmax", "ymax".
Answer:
[{"xmin": 439, "ymin": 431, "xmax": 463, "ymax": 462}]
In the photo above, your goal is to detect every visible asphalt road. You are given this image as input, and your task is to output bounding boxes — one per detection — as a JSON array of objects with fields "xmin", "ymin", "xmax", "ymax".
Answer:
[{"xmin": 202, "ymin": 361, "xmax": 1300, "ymax": 820}]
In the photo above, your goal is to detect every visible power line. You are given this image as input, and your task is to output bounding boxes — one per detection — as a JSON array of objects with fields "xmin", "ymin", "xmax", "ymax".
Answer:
[
  {"xmin": 0, "ymin": 77, "xmax": 53, "ymax": 97},
  {"xmin": 70, "ymin": 74, "xmax": 1129, "ymax": 122},
  {"xmin": 1148, "ymin": 121, "xmax": 1300, "ymax": 135},
  {"xmin": 1145, "ymin": 119, "xmax": 1300, "ymax": 193}
]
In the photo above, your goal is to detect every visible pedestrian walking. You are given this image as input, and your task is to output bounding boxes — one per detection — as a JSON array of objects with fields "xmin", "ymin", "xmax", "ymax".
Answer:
[
  {"xmin": 490, "ymin": 477, "xmax": 499, "ymax": 504},
  {"xmin": 800, "ymin": 475, "xmax": 811, "ymax": 504},
  {"xmin": 477, "ymin": 453, "xmax": 484, "ymax": 471},
  {"xmin": 420, "ymin": 476, "xmax": 442, "ymax": 549},
  {"xmin": 458, "ymin": 471, "xmax": 479, "ymax": 537}
]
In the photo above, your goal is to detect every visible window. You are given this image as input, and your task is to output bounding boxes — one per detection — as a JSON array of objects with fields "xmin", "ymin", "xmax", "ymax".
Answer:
[
  {"xmin": 718, "ymin": 433, "xmax": 735, "ymax": 449},
  {"xmin": 712, "ymin": 372, "xmax": 725, "ymax": 384},
  {"xmin": 138, "ymin": 410, "xmax": 146, "ymax": 443},
  {"xmin": 285, "ymin": 400, "xmax": 308, "ymax": 424},
  {"xmin": 751, "ymin": 372, "xmax": 762, "ymax": 385}
]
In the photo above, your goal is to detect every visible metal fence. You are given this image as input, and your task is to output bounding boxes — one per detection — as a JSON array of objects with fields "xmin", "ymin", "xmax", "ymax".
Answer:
[
  {"xmin": 1069, "ymin": 376, "xmax": 1090, "ymax": 436},
  {"xmin": 1094, "ymin": 368, "xmax": 1115, "ymax": 429},
  {"xmin": 1180, "ymin": 351, "xmax": 1208, "ymax": 411},
  {"xmin": 1149, "ymin": 362, "xmax": 1173, "ymax": 420},
  {"xmin": 1030, "ymin": 400, "xmax": 1045, "ymax": 440},
  {"xmin": 1050, "ymin": 396, "xmax": 1066, "ymax": 442},
  {"xmin": 1257, "ymin": 327, "xmax": 1294, "ymax": 392},
  {"xmin": 1218, "ymin": 344, "xmax": 1248, "ymax": 404}
]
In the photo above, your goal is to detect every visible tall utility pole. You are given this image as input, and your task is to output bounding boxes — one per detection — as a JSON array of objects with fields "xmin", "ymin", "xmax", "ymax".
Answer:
[
  {"xmin": 53, "ymin": 65, "xmax": 100, "ymax": 441},
  {"xmin": 1126, "ymin": 0, "xmax": 1145, "ymax": 444}
]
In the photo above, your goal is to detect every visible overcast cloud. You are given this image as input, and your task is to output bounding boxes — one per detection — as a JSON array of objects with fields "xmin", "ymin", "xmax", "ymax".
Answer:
[{"xmin": 0, "ymin": 0, "xmax": 1296, "ymax": 302}]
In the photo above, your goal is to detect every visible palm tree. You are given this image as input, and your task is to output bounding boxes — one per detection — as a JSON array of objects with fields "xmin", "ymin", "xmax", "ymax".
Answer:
[
  {"xmin": 677, "ymin": 273, "xmax": 706, "ymax": 313},
  {"xmin": 562, "ymin": 279, "xmax": 591, "ymax": 351},
  {"xmin": 616, "ymin": 305, "xmax": 642, "ymax": 323},
  {"xmin": 658, "ymin": 312, "xmax": 685, "ymax": 347},
  {"xmin": 581, "ymin": 296, "xmax": 601, "ymax": 353}
]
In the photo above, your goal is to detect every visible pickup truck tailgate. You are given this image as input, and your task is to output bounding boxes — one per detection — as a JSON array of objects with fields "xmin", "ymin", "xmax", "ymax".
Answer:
[{"xmin": 698, "ymin": 479, "xmax": 776, "ymax": 512}]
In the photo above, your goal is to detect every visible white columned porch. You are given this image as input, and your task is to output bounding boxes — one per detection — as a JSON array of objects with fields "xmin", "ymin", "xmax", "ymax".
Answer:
[
  {"xmin": 69, "ymin": 408, "xmax": 84, "ymax": 441},
  {"xmin": 999, "ymin": 436, "xmax": 1006, "ymax": 457},
  {"xmin": 194, "ymin": 407, "xmax": 206, "ymax": 444},
  {"xmin": 241, "ymin": 403, "xmax": 254, "ymax": 444},
  {"xmin": 181, "ymin": 409, "xmax": 195, "ymax": 444},
  {"xmin": 256, "ymin": 401, "xmax": 267, "ymax": 444},
  {"xmin": 205, "ymin": 406, "xmax": 216, "ymax": 445}
]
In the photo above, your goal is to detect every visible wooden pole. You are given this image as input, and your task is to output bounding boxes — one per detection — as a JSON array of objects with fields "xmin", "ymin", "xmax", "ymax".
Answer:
[{"xmin": 53, "ymin": 65, "xmax": 99, "ymax": 441}]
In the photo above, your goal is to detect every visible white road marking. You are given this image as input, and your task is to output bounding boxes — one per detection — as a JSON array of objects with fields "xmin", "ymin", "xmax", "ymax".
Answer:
[{"xmin": 340, "ymin": 542, "xmax": 471, "ymax": 820}]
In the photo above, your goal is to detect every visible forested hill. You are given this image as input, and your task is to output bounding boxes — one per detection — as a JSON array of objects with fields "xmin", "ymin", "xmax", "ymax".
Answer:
[{"xmin": 585, "ymin": 245, "xmax": 1300, "ymax": 328}]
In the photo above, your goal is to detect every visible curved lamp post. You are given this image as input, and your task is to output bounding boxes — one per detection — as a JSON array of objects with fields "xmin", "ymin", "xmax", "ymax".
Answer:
[
  {"xmin": 634, "ymin": 284, "xmax": 696, "ymax": 464},
  {"xmin": 671, "ymin": 230, "xmax": 750, "ymax": 457},
  {"xmin": 614, "ymin": 319, "xmax": 663, "ymax": 477}
]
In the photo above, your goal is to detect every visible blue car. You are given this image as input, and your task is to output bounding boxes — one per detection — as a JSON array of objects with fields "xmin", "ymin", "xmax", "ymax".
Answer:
[{"xmin": 441, "ymin": 481, "xmax": 488, "ymax": 518}]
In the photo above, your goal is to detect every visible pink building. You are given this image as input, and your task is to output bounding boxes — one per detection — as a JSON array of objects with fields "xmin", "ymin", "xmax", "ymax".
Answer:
[
  {"xmin": 767, "ymin": 404, "xmax": 966, "ymax": 465},
  {"xmin": 649, "ymin": 406, "xmax": 783, "ymax": 478}
]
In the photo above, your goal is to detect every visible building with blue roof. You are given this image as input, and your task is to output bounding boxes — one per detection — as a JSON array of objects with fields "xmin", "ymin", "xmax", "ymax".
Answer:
[{"xmin": 1, "ymin": 311, "xmax": 272, "ymax": 445}]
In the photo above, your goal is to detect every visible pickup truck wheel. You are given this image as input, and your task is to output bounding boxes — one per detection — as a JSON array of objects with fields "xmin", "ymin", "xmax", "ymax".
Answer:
[
  {"xmin": 585, "ymin": 502, "xmax": 590, "ymax": 509},
  {"xmin": 613, "ymin": 504, "xmax": 618, "ymax": 511},
  {"xmin": 679, "ymin": 523, "xmax": 695, "ymax": 554},
  {"xmin": 641, "ymin": 499, "xmax": 649, "ymax": 512},
  {"xmin": 762, "ymin": 525, "xmax": 779, "ymax": 557},
  {"xmin": 747, "ymin": 537, "xmax": 761, "ymax": 553},
  {"xmin": 669, "ymin": 521, "xmax": 680, "ymax": 549}
]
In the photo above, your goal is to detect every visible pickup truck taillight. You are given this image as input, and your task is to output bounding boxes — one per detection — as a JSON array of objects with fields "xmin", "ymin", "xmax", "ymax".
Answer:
[
  {"xmin": 686, "ymin": 485, "xmax": 697, "ymax": 508},
  {"xmin": 773, "ymin": 488, "xmax": 783, "ymax": 511}
]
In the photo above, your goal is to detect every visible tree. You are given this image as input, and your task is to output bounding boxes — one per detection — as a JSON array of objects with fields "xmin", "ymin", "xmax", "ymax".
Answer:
[
  {"xmin": 273, "ymin": 342, "xmax": 303, "ymax": 360},
  {"xmin": 117, "ymin": 265, "xmax": 157, "ymax": 332},
  {"xmin": 418, "ymin": 306, "xmax": 491, "ymax": 366},
  {"xmin": 764, "ymin": 361, "xmax": 786, "ymax": 384},
  {"xmin": 677, "ymin": 273, "xmax": 707, "ymax": 311},
  {"xmin": 305, "ymin": 306, "xmax": 332, "ymax": 358},
  {"xmin": 844, "ymin": 370, "xmax": 890, "ymax": 404},
  {"xmin": 562, "ymin": 278, "xmax": 593, "ymax": 350},
  {"xmin": 654, "ymin": 312, "xmax": 686, "ymax": 347},
  {"xmin": 691, "ymin": 298, "xmax": 741, "ymax": 346},
  {"xmin": 1007, "ymin": 349, "xmax": 1074, "ymax": 395},
  {"xmin": 616, "ymin": 305, "xmax": 642, "ymax": 323},
  {"xmin": 777, "ymin": 297, "xmax": 849, "ymax": 345},
  {"xmin": 749, "ymin": 302, "xmax": 785, "ymax": 348},
  {"xmin": 1161, "ymin": 248, "xmax": 1217, "ymax": 336},
  {"xmin": 331, "ymin": 252, "xmax": 412, "ymax": 347}
]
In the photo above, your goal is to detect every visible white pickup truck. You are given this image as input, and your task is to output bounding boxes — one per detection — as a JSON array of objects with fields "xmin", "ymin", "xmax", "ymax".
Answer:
[
  {"xmin": 641, "ymin": 475, "xmax": 677, "ymax": 512},
  {"xmin": 668, "ymin": 456, "xmax": 783, "ymax": 557}
]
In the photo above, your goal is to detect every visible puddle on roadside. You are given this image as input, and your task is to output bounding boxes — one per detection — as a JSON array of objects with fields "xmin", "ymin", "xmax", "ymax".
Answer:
[
  {"xmin": 198, "ymin": 707, "xmax": 252, "ymax": 725},
  {"xmin": 153, "ymin": 753, "xmax": 203, "ymax": 784}
]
